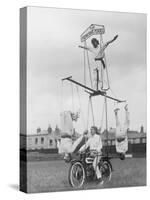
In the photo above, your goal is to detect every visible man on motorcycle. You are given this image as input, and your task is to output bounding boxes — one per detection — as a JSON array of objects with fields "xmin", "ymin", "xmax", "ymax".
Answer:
[{"xmin": 79, "ymin": 126, "xmax": 103, "ymax": 182}]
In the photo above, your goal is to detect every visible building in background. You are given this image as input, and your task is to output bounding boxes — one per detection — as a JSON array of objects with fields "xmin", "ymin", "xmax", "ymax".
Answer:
[
  {"xmin": 20, "ymin": 125, "xmax": 60, "ymax": 150},
  {"xmin": 20, "ymin": 124, "xmax": 146, "ymax": 154},
  {"xmin": 20, "ymin": 125, "xmax": 79, "ymax": 151}
]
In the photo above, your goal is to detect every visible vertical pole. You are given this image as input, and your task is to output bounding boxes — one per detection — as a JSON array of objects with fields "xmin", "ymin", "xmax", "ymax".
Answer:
[
  {"xmin": 96, "ymin": 68, "xmax": 99, "ymax": 91},
  {"xmin": 86, "ymin": 98, "xmax": 90, "ymax": 130},
  {"xmin": 85, "ymin": 42, "xmax": 93, "ymax": 89},
  {"xmin": 83, "ymin": 41, "xmax": 86, "ymax": 86},
  {"xmin": 100, "ymin": 34, "xmax": 104, "ymax": 90},
  {"xmin": 61, "ymin": 80, "xmax": 64, "ymax": 113},
  {"xmin": 105, "ymin": 95, "xmax": 109, "ymax": 157},
  {"xmin": 71, "ymin": 82, "xmax": 74, "ymax": 112},
  {"xmin": 104, "ymin": 56, "xmax": 110, "ymax": 90},
  {"xmin": 90, "ymin": 96, "xmax": 95, "ymax": 126}
]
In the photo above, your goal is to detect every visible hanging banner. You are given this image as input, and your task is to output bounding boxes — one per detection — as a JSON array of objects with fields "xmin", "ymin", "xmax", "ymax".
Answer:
[{"xmin": 81, "ymin": 24, "xmax": 105, "ymax": 42}]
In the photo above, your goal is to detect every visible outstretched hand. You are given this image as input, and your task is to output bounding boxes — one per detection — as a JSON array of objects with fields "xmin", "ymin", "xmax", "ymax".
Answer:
[{"xmin": 113, "ymin": 35, "xmax": 118, "ymax": 41}]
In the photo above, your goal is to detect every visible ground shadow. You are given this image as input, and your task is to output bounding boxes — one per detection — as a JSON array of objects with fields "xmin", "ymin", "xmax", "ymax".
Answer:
[{"xmin": 9, "ymin": 184, "xmax": 19, "ymax": 191}]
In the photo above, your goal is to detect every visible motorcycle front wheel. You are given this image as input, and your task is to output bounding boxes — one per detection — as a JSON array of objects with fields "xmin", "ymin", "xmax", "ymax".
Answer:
[{"xmin": 68, "ymin": 161, "xmax": 85, "ymax": 188}]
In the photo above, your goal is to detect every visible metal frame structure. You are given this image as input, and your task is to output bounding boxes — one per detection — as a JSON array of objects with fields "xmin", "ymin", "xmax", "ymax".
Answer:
[{"xmin": 61, "ymin": 24, "xmax": 126, "ymax": 157}]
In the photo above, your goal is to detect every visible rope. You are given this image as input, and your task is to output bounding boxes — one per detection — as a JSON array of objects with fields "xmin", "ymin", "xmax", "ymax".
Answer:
[
  {"xmin": 109, "ymin": 87, "xmax": 118, "ymax": 100},
  {"xmin": 100, "ymin": 99, "xmax": 105, "ymax": 131},
  {"xmin": 85, "ymin": 41, "xmax": 93, "ymax": 89},
  {"xmin": 99, "ymin": 34, "xmax": 104, "ymax": 90},
  {"xmin": 61, "ymin": 80, "xmax": 64, "ymax": 113},
  {"xmin": 70, "ymin": 82, "xmax": 74, "ymax": 112},
  {"xmin": 104, "ymin": 95, "xmax": 109, "ymax": 157},
  {"xmin": 76, "ymin": 85, "xmax": 86, "ymax": 128},
  {"xmin": 83, "ymin": 41, "xmax": 86, "ymax": 86},
  {"xmin": 100, "ymin": 62, "xmax": 104, "ymax": 89},
  {"xmin": 99, "ymin": 33, "xmax": 110, "ymax": 90},
  {"xmin": 104, "ymin": 55, "xmax": 110, "ymax": 90},
  {"xmin": 86, "ymin": 98, "xmax": 90, "ymax": 130},
  {"xmin": 100, "ymin": 34, "xmax": 104, "ymax": 47},
  {"xmin": 89, "ymin": 97, "xmax": 95, "ymax": 126}
]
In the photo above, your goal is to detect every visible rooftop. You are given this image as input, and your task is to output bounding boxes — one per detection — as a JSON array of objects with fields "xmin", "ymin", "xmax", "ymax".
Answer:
[{"xmin": 21, "ymin": 129, "xmax": 146, "ymax": 140}]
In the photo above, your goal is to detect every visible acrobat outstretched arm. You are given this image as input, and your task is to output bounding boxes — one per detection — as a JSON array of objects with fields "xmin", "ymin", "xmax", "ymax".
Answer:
[
  {"xmin": 106, "ymin": 35, "xmax": 118, "ymax": 46},
  {"xmin": 95, "ymin": 35, "xmax": 118, "ymax": 62},
  {"xmin": 102, "ymin": 35, "xmax": 118, "ymax": 51},
  {"xmin": 78, "ymin": 45, "xmax": 93, "ymax": 52}
]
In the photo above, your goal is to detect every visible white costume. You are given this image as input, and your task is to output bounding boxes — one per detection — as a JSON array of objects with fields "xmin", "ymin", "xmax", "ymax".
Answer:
[
  {"xmin": 58, "ymin": 111, "xmax": 85, "ymax": 154},
  {"xmin": 88, "ymin": 46, "xmax": 104, "ymax": 90},
  {"xmin": 57, "ymin": 135, "xmax": 84, "ymax": 154},
  {"xmin": 60, "ymin": 111, "xmax": 74, "ymax": 136},
  {"xmin": 57, "ymin": 138, "xmax": 72, "ymax": 154},
  {"xmin": 85, "ymin": 36, "xmax": 118, "ymax": 90},
  {"xmin": 114, "ymin": 107, "xmax": 129, "ymax": 154}
]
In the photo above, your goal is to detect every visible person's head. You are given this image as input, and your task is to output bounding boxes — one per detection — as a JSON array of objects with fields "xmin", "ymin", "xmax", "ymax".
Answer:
[
  {"xmin": 64, "ymin": 153, "xmax": 71, "ymax": 163},
  {"xmin": 83, "ymin": 129, "xmax": 88, "ymax": 136},
  {"xmin": 91, "ymin": 38, "xmax": 99, "ymax": 48},
  {"xmin": 90, "ymin": 126, "xmax": 98, "ymax": 135}
]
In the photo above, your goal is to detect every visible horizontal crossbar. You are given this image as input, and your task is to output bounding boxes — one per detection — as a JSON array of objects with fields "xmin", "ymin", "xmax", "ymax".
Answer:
[{"xmin": 62, "ymin": 76, "xmax": 126, "ymax": 103}]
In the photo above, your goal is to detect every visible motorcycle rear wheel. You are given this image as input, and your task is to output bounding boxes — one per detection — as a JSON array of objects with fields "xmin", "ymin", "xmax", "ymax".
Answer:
[{"xmin": 99, "ymin": 161, "xmax": 112, "ymax": 183}]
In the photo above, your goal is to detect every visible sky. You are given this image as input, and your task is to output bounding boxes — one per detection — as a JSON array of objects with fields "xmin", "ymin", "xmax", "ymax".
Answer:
[{"xmin": 26, "ymin": 7, "xmax": 147, "ymax": 134}]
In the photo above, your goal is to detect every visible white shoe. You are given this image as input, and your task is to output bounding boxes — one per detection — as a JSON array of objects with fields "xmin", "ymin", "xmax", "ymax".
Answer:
[
  {"xmin": 100, "ymin": 180, "xmax": 104, "ymax": 185},
  {"xmin": 97, "ymin": 178, "xmax": 104, "ymax": 185},
  {"xmin": 96, "ymin": 170, "xmax": 103, "ymax": 185}
]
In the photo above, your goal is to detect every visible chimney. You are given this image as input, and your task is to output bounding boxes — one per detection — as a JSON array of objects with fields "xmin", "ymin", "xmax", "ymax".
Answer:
[
  {"xmin": 47, "ymin": 124, "xmax": 52, "ymax": 134},
  {"xmin": 140, "ymin": 125, "xmax": 144, "ymax": 133},
  {"xmin": 37, "ymin": 127, "xmax": 41, "ymax": 134},
  {"xmin": 55, "ymin": 125, "xmax": 60, "ymax": 133}
]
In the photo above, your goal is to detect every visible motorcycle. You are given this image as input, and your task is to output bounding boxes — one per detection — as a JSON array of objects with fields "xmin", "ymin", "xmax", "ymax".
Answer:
[{"xmin": 64, "ymin": 150, "xmax": 112, "ymax": 188}]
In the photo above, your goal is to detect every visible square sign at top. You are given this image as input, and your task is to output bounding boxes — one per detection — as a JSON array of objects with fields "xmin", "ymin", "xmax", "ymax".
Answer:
[{"xmin": 81, "ymin": 24, "xmax": 105, "ymax": 42}]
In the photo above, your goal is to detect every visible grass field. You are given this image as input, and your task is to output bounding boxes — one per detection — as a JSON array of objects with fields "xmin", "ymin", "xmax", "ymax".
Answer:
[{"xmin": 27, "ymin": 158, "xmax": 146, "ymax": 193}]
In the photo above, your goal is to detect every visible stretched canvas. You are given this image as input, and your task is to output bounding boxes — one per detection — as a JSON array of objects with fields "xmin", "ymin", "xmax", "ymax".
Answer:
[{"xmin": 20, "ymin": 6, "xmax": 147, "ymax": 193}]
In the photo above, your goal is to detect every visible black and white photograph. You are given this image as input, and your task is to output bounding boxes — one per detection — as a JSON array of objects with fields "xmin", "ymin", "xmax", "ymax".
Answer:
[{"xmin": 20, "ymin": 6, "xmax": 147, "ymax": 193}]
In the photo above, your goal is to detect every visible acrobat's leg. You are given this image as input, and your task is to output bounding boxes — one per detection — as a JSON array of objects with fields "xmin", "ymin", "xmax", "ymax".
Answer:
[
  {"xmin": 71, "ymin": 135, "xmax": 84, "ymax": 153},
  {"xmin": 124, "ymin": 104, "xmax": 130, "ymax": 130},
  {"xmin": 114, "ymin": 108, "xmax": 120, "ymax": 127},
  {"xmin": 93, "ymin": 156, "xmax": 102, "ymax": 179},
  {"xmin": 94, "ymin": 60, "xmax": 104, "ymax": 90},
  {"xmin": 57, "ymin": 140, "xmax": 61, "ymax": 154},
  {"xmin": 58, "ymin": 137, "xmax": 73, "ymax": 154},
  {"xmin": 100, "ymin": 58, "xmax": 106, "ymax": 69},
  {"xmin": 93, "ymin": 68, "xmax": 99, "ymax": 90}
]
